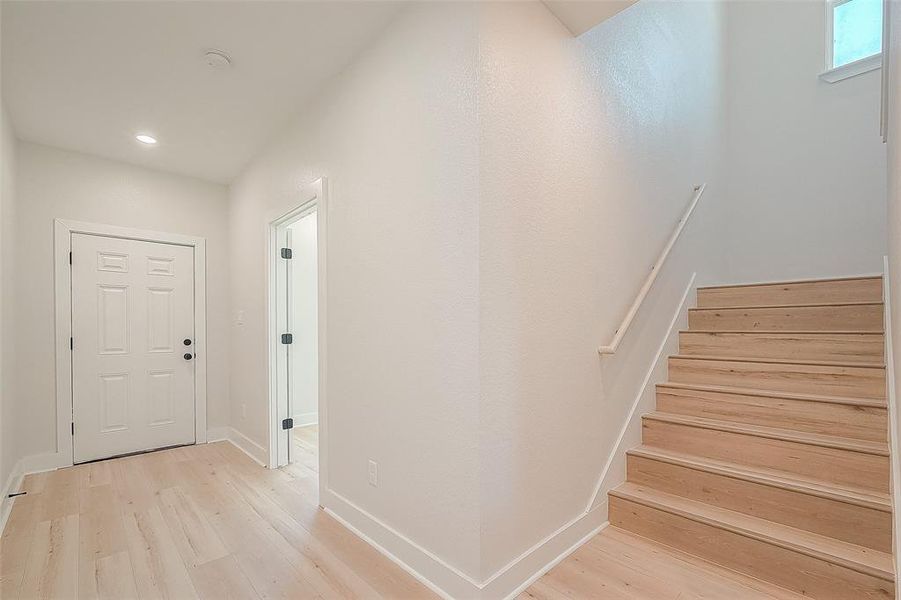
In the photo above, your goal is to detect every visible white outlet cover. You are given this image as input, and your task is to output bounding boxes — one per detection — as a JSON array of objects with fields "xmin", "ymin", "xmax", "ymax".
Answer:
[{"xmin": 368, "ymin": 460, "xmax": 378, "ymax": 487}]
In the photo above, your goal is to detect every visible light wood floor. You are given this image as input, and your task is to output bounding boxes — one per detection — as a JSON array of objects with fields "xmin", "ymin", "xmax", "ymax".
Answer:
[
  {"xmin": 293, "ymin": 424, "xmax": 319, "ymax": 474},
  {"xmin": 522, "ymin": 526, "xmax": 805, "ymax": 600},
  {"xmin": 1, "ymin": 428, "xmax": 808, "ymax": 600},
  {"xmin": 0, "ymin": 436, "xmax": 435, "ymax": 599}
]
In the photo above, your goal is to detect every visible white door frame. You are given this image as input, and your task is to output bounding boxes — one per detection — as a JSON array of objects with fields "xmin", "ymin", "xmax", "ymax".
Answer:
[
  {"xmin": 266, "ymin": 178, "xmax": 328, "ymax": 493},
  {"xmin": 53, "ymin": 219, "xmax": 208, "ymax": 468}
]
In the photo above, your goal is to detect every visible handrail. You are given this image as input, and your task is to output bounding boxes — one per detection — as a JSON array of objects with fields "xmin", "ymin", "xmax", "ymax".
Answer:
[{"xmin": 598, "ymin": 183, "xmax": 707, "ymax": 355}]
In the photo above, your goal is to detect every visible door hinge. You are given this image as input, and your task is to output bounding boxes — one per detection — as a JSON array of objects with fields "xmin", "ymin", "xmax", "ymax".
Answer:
[
  {"xmin": 71, "ymin": 422, "xmax": 75, "ymax": 436},
  {"xmin": 70, "ymin": 337, "xmax": 73, "ymax": 350},
  {"xmin": 281, "ymin": 247, "xmax": 293, "ymax": 259},
  {"xmin": 68, "ymin": 251, "xmax": 72, "ymax": 265},
  {"xmin": 281, "ymin": 333, "xmax": 293, "ymax": 345},
  {"xmin": 282, "ymin": 418, "xmax": 294, "ymax": 430}
]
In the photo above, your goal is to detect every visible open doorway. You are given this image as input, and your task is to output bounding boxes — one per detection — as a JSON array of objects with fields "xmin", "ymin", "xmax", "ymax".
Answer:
[{"xmin": 268, "ymin": 179, "xmax": 327, "ymax": 490}]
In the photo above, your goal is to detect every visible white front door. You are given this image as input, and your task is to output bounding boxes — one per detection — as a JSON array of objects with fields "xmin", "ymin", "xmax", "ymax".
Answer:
[{"xmin": 71, "ymin": 233, "xmax": 196, "ymax": 463}]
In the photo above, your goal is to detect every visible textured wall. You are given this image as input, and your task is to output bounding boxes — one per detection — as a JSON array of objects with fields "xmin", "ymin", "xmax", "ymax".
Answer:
[
  {"xmin": 227, "ymin": 2, "xmax": 482, "ymax": 578},
  {"xmin": 477, "ymin": 0, "xmax": 727, "ymax": 578}
]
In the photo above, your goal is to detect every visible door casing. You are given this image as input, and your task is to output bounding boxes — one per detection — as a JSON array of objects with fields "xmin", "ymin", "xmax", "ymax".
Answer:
[
  {"xmin": 54, "ymin": 219, "xmax": 208, "ymax": 469},
  {"xmin": 266, "ymin": 178, "xmax": 328, "ymax": 498}
]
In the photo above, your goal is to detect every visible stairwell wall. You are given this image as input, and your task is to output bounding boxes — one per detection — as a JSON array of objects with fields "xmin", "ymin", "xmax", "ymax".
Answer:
[
  {"xmin": 720, "ymin": 0, "xmax": 888, "ymax": 283},
  {"xmin": 477, "ymin": 0, "xmax": 730, "ymax": 581}
]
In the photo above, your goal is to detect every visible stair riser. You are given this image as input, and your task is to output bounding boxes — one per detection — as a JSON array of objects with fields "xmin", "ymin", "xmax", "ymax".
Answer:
[
  {"xmin": 609, "ymin": 496, "xmax": 893, "ymax": 600},
  {"xmin": 656, "ymin": 388, "xmax": 887, "ymax": 442},
  {"xmin": 668, "ymin": 357, "xmax": 886, "ymax": 399},
  {"xmin": 688, "ymin": 304, "xmax": 883, "ymax": 332},
  {"xmin": 627, "ymin": 454, "xmax": 891, "ymax": 552},
  {"xmin": 679, "ymin": 331, "xmax": 884, "ymax": 363},
  {"xmin": 697, "ymin": 278, "xmax": 883, "ymax": 308},
  {"xmin": 642, "ymin": 418, "xmax": 890, "ymax": 493}
]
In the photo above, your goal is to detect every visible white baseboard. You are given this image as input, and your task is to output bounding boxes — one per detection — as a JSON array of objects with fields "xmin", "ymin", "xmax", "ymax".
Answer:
[
  {"xmin": 21, "ymin": 451, "xmax": 68, "ymax": 474},
  {"xmin": 0, "ymin": 460, "xmax": 25, "ymax": 536},
  {"xmin": 292, "ymin": 412, "xmax": 318, "ymax": 427},
  {"xmin": 322, "ymin": 485, "xmax": 607, "ymax": 599},
  {"xmin": 323, "ymin": 487, "xmax": 476, "ymax": 598},
  {"xmin": 484, "ymin": 507, "xmax": 608, "ymax": 599},
  {"xmin": 207, "ymin": 426, "xmax": 268, "ymax": 467}
]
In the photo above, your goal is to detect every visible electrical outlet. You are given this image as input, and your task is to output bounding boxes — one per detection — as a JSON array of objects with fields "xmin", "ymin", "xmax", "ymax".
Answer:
[
  {"xmin": 368, "ymin": 460, "xmax": 378, "ymax": 487},
  {"xmin": 241, "ymin": 403, "xmax": 246, "ymax": 419}
]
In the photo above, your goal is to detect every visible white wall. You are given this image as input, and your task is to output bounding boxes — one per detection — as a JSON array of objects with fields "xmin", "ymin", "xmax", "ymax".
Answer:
[
  {"xmin": 288, "ymin": 212, "xmax": 318, "ymax": 426},
  {"xmin": 721, "ymin": 0, "xmax": 888, "ymax": 282},
  {"xmin": 227, "ymin": 1, "xmax": 481, "ymax": 583},
  {"xmin": 0, "ymin": 102, "xmax": 18, "ymax": 493},
  {"xmin": 477, "ymin": 0, "xmax": 728, "ymax": 580},
  {"xmin": 13, "ymin": 142, "xmax": 230, "ymax": 463}
]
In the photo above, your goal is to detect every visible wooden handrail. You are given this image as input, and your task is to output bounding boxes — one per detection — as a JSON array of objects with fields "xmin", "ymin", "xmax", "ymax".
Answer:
[{"xmin": 598, "ymin": 183, "xmax": 707, "ymax": 355}]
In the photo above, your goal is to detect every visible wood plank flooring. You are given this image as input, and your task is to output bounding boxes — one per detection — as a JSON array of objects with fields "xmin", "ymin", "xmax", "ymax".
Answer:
[
  {"xmin": 0, "ymin": 423, "xmax": 836, "ymax": 599},
  {"xmin": 293, "ymin": 424, "xmax": 319, "ymax": 474},
  {"xmin": 0, "ymin": 437, "xmax": 435, "ymax": 600}
]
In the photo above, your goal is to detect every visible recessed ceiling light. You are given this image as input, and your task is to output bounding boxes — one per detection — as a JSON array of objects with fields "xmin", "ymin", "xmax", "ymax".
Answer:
[
  {"xmin": 135, "ymin": 134, "xmax": 157, "ymax": 145},
  {"xmin": 204, "ymin": 49, "xmax": 232, "ymax": 70}
]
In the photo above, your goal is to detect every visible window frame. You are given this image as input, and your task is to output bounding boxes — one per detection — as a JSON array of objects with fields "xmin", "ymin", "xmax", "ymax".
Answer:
[{"xmin": 821, "ymin": 0, "xmax": 883, "ymax": 83}]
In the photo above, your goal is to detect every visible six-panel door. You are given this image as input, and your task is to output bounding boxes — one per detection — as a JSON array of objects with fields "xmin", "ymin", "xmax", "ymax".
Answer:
[{"xmin": 71, "ymin": 233, "xmax": 195, "ymax": 463}]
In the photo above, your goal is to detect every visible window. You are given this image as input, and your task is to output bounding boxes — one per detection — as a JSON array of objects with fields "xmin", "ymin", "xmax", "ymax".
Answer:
[{"xmin": 823, "ymin": 0, "xmax": 883, "ymax": 81}]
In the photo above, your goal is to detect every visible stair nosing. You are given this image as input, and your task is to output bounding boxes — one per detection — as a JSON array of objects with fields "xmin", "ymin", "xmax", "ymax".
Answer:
[
  {"xmin": 680, "ymin": 329, "xmax": 885, "ymax": 336},
  {"xmin": 697, "ymin": 275, "xmax": 882, "ymax": 290},
  {"xmin": 656, "ymin": 382, "xmax": 887, "ymax": 408},
  {"xmin": 642, "ymin": 412, "xmax": 890, "ymax": 456},
  {"xmin": 689, "ymin": 301, "xmax": 883, "ymax": 311},
  {"xmin": 627, "ymin": 446, "xmax": 892, "ymax": 512},
  {"xmin": 669, "ymin": 354, "xmax": 886, "ymax": 369},
  {"xmin": 610, "ymin": 483, "xmax": 894, "ymax": 582}
]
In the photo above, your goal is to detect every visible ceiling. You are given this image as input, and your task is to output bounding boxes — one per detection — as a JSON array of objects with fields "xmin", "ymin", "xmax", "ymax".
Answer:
[
  {"xmin": 543, "ymin": 0, "xmax": 638, "ymax": 36},
  {"xmin": 1, "ymin": 1, "xmax": 403, "ymax": 183}
]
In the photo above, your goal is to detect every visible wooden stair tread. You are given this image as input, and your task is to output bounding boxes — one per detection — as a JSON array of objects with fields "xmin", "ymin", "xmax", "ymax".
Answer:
[
  {"xmin": 680, "ymin": 330, "xmax": 886, "ymax": 335},
  {"xmin": 610, "ymin": 482, "xmax": 895, "ymax": 581},
  {"xmin": 628, "ymin": 445, "xmax": 892, "ymax": 512},
  {"xmin": 697, "ymin": 275, "xmax": 882, "ymax": 290},
  {"xmin": 656, "ymin": 382, "xmax": 887, "ymax": 408},
  {"xmin": 691, "ymin": 301, "xmax": 883, "ymax": 310},
  {"xmin": 670, "ymin": 354, "xmax": 885, "ymax": 369},
  {"xmin": 643, "ymin": 412, "xmax": 889, "ymax": 456}
]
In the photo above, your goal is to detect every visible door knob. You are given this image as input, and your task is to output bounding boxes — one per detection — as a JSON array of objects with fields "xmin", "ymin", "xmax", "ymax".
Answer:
[
  {"xmin": 183, "ymin": 338, "xmax": 192, "ymax": 346},
  {"xmin": 184, "ymin": 353, "xmax": 194, "ymax": 360}
]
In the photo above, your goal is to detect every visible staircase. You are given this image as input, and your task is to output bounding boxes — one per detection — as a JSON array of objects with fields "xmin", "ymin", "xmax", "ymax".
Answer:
[{"xmin": 608, "ymin": 276, "xmax": 895, "ymax": 599}]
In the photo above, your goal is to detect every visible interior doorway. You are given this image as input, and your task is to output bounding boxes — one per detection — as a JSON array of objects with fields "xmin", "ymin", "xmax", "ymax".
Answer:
[{"xmin": 268, "ymin": 179, "xmax": 327, "ymax": 482}]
